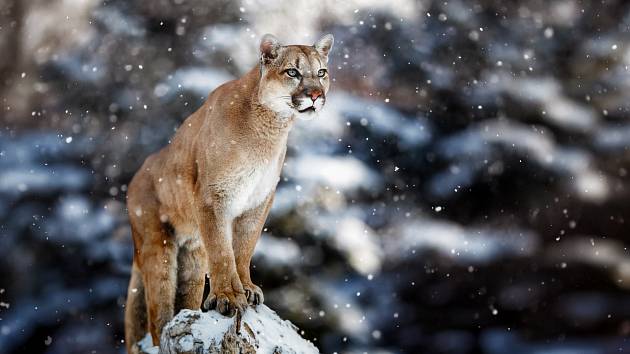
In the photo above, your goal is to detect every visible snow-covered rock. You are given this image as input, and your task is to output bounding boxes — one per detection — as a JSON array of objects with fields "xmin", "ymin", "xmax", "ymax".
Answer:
[{"xmin": 137, "ymin": 306, "xmax": 318, "ymax": 354}]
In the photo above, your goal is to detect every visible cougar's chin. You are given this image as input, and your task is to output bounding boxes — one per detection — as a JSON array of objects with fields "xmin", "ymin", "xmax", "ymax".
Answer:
[
  {"xmin": 294, "ymin": 98, "xmax": 325, "ymax": 121},
  {"xmin": 296, "ymin": 107, "xmax": 318, "ymax": 121}
]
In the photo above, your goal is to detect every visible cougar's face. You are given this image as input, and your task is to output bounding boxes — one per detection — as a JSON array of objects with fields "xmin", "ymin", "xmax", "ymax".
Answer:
[{"xmin": 258, "ymin": 34, "xmax": 334, "ymax": 120}]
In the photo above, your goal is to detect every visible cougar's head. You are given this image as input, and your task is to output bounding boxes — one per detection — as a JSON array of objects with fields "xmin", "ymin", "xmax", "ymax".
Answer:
[{"xmin": 258, "ymin": 33, "xmax": 334, "ymax": 120}]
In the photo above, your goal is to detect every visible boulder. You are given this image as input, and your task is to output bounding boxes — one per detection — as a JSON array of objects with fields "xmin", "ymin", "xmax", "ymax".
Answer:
[{"xmin": 137, "ymin": 305, "xmax": 318, "ymax": 354}]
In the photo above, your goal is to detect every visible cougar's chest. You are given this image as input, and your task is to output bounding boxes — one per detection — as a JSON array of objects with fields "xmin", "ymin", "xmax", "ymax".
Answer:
[{"xmin": 225, "ymin": 155, "xmax": 281, "ymax": 218}]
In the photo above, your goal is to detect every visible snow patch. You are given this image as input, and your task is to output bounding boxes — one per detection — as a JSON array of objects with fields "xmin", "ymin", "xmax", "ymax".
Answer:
[
  {"xmin": 431, "ymin": 119, "xmax": 609, "ymax": 202},
  {"xmin": 142, "ymin": 306, "xmax": 319, "ymax": 354},
  {"xmin": 284, "ymin": 155, "xmax": 380, "ymax": 192},
  {"xmin": 387, "ymin": 218, "xmax": 539, "ymax": 264},
  {"xmin": 164, "ymin": 68, "xmax": 235, "ymax": 98},
  {"xmin": 254, "ymin": 233, "xmax": 301, "ymax": 266}
]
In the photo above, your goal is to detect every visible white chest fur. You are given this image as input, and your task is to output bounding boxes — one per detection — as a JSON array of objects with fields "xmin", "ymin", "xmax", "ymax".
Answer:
[{"xmin": 224, "ymin": 152, "xmax": 282, "ymax": 219}]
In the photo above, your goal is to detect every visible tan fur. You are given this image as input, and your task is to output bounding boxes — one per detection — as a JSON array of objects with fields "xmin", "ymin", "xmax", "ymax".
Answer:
[{"xmin": 124, "ymin": 34, "xmax": 333, "ymax": 351}]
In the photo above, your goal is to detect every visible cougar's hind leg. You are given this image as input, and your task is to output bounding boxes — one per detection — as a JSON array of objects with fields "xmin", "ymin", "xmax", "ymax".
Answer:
[
  {"xmin": 126, "ymin": 157, "xmax": 178, "ymax": 346},
  {"xmin": 125, "ymin": 261, "xmax": 146, "ymax": 354},
  {"xmin": 175, "ymin": 237, "xmax": 207, "ymax": 312},
  {"xmin": 133, "ymin": 209, "xmax": 178, "ymax": 346}
]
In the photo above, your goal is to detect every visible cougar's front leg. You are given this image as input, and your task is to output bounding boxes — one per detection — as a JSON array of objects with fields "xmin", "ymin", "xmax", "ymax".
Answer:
[
  {"xmin": 232, "ymin": 194, "xmax": 274, "ymax": 306},
  {"xmin": 197, "ymin": 201, "xmax": 247, "ymax": 317}
]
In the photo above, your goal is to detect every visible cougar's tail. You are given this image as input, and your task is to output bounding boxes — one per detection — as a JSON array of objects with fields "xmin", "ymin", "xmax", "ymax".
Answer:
[{"xmin": 125, "ymin": 262, "xmax": 147, "ymax": 354}]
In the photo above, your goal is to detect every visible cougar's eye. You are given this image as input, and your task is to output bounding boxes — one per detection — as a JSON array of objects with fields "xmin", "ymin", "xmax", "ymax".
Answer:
[
  {"xmin": 286, "ymin": 69, "xmax": 299, "ymax": 78},
  {"xmin": 317, "ymin": 69, "xmax": 327, "ymax": 77}
]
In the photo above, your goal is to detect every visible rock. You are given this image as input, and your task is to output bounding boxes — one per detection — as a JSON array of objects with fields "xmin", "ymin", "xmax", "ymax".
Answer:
[{"xmin": 137, "ymin": 305, "xmax": 318, "ymax": 354}]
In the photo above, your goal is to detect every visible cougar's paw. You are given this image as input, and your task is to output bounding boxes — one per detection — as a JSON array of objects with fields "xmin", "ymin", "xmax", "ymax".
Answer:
[
  {"xmin": 243, "ymin": 283, "xmax": 264, "ymax": 306},
  {"xmin": 203, "ymin": 291, "xmax": 247, "ymax": 317}
]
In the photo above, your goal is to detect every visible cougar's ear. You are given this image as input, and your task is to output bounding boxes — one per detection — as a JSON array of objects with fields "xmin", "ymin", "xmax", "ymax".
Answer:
[
  {"xmin": 314, "ymin": 34, "xmax": 334, "ymax": 58},
  {"xmin": 260, "ymin": 33, "xmax": 282, "ymax": 64}
]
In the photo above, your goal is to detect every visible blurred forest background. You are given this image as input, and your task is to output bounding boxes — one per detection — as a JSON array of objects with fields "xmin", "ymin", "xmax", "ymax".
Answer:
[{"xmin": 1, "ymin": 0, "xmax": 630, "ymax": 353}]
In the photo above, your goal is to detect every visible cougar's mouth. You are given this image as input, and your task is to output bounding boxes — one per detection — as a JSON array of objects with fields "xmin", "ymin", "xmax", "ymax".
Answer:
[{"xmin": 298, "ymin": 106, "xmax": 316, "ymax": 113}]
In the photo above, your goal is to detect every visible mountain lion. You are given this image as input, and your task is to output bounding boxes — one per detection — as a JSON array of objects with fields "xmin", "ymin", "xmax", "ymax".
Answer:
[{"xmin": 124, "ymin": 33, "xmax": 334, "ymax": 351}]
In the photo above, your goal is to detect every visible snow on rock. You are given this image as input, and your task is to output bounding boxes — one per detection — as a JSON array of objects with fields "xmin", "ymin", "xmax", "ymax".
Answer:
[
  {"xmin": 137, "ymin": 335, "xmax": 159, "ymax": 354},
  {"xmin": 137, "ymin": 306, "xmax": 318, "ymax": 354}
]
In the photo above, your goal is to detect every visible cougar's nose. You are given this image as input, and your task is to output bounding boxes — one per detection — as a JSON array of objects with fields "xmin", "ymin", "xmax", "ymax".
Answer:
[{"xmin": 305, "ymin": 88, "xmax": 323, "ymax": 102}]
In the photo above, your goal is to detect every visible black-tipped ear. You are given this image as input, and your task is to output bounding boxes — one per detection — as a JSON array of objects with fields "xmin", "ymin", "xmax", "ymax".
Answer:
[
  {"xmin": 314, "ymin": 34, "xmax": 334, "ymax": 57},
  {"xmin": 260, "ymin": 34, "xmax": 282, "ymax": 64}
]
